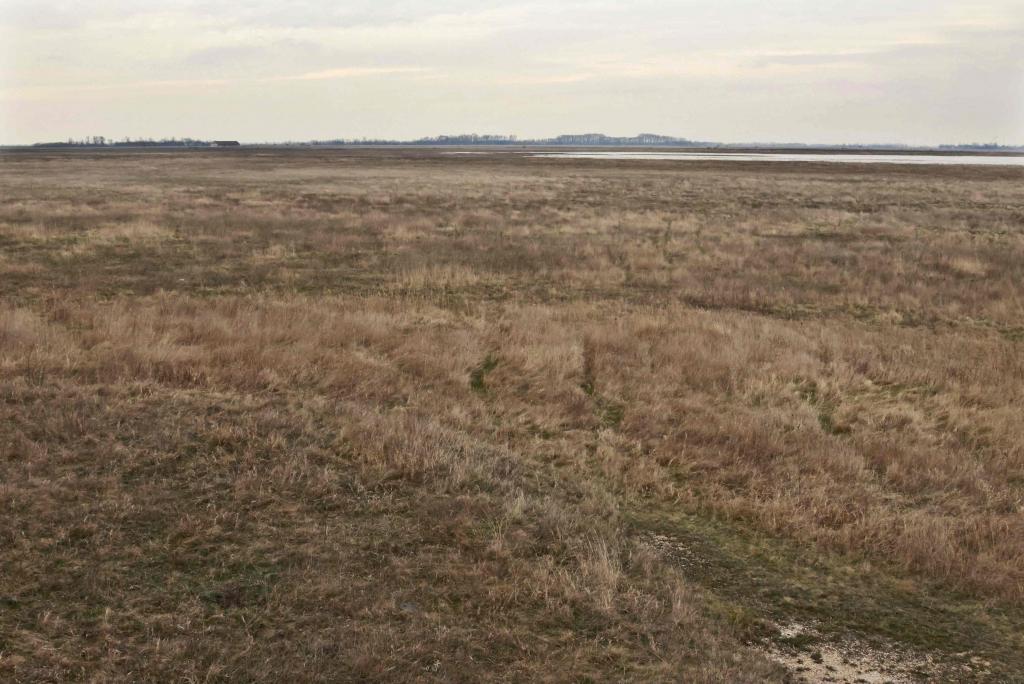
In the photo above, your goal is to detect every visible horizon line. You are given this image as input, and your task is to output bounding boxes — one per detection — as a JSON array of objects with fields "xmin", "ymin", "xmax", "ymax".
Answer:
[{"xmin": 4, "ymin": 133, "xmax": 1023, "ymax": 151}]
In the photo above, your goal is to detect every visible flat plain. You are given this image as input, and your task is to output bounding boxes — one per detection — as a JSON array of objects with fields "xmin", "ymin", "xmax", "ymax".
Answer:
[{"xmin": 1, "ymin": 148, "xmax": 1023, "ymax": 682}]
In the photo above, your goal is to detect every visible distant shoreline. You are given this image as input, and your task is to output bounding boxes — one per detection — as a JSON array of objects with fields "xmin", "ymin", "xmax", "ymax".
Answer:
[{"xmin": 4, "ymin": 144, "xmax": 1024, "ymax": 156}]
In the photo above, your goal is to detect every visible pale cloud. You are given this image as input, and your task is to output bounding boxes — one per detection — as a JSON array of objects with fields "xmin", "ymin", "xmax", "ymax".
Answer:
[
  {"xmin": 1, "ymin": 66, "xmax": 433, "ymax": 100},
  {"xmin": 289, "ymin": 66, "xmax": 430, "ymax": 81},
  {"xmin": 1, "ymin": 0, "xmax": 1022, "ymax": 144}
]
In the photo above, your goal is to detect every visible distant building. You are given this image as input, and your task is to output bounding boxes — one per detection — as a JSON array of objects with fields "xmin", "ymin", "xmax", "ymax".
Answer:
[{"xmin": 211, "ymin": 140, "xmax": 241, "ymax": 147}]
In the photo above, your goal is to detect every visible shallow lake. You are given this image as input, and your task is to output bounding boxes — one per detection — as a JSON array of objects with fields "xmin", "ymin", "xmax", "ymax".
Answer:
[{"xmin": 532, "ymin": 151, "xmax": 1024, "ymax": 166}]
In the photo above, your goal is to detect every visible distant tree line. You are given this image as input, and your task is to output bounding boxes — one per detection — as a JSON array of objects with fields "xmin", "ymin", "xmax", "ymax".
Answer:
[
  {"xmin": 937, "ymin": 143, "xmax": 1017, "ymax": 151},
  {"xmin": 303, "ymin": 134, "xmax": 521, "ymax": 146},
  {"xmin": 18, "ymin": 134, "xmax": 1023, "ymax": 151},
  {"xmin": 33, "ymin": 137, "xmax": 213, "ymax": 148},
  {"xmin": 298, "ymin": 133, "xmax": 711, "ymax": 147}
]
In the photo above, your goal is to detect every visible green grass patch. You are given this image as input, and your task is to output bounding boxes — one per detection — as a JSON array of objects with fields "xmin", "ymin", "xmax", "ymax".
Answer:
[
  {"xmin": 627, "ymin": 506, "xmax": 1024, "ymax": 681},
  {"xmin": 470, "ymin": 354, "xmax": 499, "ymax": 395}
]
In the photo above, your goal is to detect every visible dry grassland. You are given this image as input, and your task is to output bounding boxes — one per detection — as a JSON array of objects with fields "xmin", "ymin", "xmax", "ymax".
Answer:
[{"xmin": 1, "ymin": 148, "xmax": 1023, "ymax": 681}]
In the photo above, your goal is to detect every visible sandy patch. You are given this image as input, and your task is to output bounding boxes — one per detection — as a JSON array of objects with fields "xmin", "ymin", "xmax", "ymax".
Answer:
[{"xmin": 761, "ymin": 622, "xmax": 939, "ymax": 683}]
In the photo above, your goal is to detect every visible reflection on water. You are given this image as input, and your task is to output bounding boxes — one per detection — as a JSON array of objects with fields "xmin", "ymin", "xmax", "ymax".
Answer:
[{"xmin": 532, "ymin": 151, "xmax": 1024, "ymax": 167}]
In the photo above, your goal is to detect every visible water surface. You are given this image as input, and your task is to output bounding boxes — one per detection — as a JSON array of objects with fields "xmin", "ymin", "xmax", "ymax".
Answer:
[{"xmin": 532, "ymin": 151, "xmax": 1024, "ymax": 167}]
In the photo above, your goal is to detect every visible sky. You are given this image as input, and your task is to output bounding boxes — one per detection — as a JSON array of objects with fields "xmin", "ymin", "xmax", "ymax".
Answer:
[{"xmin": 1, "ymin": 0, "xmax": 1023, "ymax": 145}]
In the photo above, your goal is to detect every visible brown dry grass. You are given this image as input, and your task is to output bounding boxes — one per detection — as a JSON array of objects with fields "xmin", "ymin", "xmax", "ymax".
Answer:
[{"xmin": 1, "ymin": 148, "xmax": 1023, "ymax": 681}]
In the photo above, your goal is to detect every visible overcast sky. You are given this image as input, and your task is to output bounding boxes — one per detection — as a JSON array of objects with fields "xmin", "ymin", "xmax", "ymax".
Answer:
[{"xmin": 1, "ymin": 0, "xmax": 1022, "ymax": 145}]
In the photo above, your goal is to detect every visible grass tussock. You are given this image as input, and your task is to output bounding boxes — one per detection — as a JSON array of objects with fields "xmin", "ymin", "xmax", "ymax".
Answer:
[{"xmin": 1, "ymin": 148, "xmax": 1023, "ymax": 680}]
